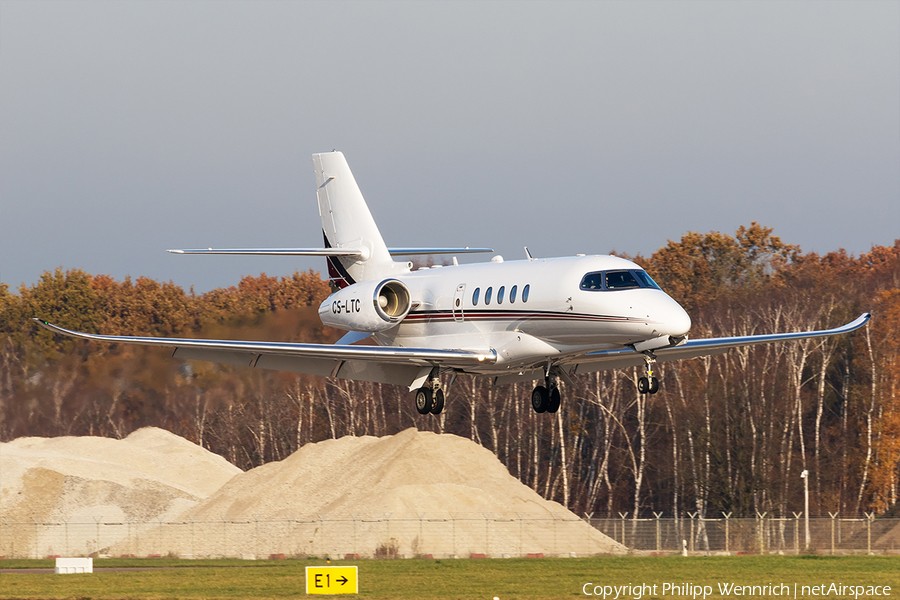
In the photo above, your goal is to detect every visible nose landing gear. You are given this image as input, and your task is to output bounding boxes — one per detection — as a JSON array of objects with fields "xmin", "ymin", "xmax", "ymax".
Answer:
[{"xmin": 638, "ymin": 355, "xmax": 660, "ymax": 395}]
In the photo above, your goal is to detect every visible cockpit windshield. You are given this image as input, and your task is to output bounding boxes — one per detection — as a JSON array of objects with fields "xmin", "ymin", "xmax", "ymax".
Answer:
[
  {"xmin": 632, "ymin": 270, "xmax": 661, "ymax": 289},
  {"xmin": 605, "ymin": 270, "xmax": 640, "ymax": 289},
  {"xmin": 580, "ymin": 269, "xmax": 661, "ymax": 291}
]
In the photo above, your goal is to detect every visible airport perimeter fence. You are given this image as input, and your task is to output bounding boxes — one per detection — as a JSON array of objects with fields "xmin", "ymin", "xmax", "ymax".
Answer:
[{"xmin": 1, "ymin": 514, "xmax": 899, "ymax": 559}]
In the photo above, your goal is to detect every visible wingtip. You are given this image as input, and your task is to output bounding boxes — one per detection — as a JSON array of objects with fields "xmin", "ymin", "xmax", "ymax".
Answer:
[
  {"xmin": 843, "ymin": 313, "xmax": 871, "ymax": 333},
  {"xmin": 166, "ymin": 249, "xmax": 184, "ymax": 254},
  {"xmin": 32, "ymin": 318, "xmax": 53, "ymax": 331}
]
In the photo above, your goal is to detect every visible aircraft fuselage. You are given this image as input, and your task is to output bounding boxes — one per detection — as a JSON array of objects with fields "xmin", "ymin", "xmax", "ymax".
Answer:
[{"xmin": 323, "ymin": 254, "xmax": 692, "ymax": 377}]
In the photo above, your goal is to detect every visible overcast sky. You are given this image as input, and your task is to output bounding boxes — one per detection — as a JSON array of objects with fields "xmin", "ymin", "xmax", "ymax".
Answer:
[{"xmin": 1, "ymin": 1, "xmax": 898, "ymax": 294}]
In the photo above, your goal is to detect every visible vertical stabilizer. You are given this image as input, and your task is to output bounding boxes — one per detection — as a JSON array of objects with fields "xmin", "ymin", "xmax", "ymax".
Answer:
[{"xmin": 312, "ymin": 152, "xmax": 402, "ymax": 288}]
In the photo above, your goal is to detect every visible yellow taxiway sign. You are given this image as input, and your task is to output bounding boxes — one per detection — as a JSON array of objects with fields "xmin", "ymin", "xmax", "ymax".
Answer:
[{"xmin": 305, "ymin": 565, "xmax": 358, "ymax": 594}]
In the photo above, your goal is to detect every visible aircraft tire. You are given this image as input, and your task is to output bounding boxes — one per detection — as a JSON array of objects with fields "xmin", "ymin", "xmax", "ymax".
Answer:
[
  {"xmin": 531, "ymin": 385, "xmax": 549, "ymax": 413},
  {"xmin": 638, "ymin": 377, "xmax": 650, "ymax": 394},
  {"xmin": 415, "ymin": 387, "xmax": 433, "ymax": 414},
  {"xmin": 548, "ymin": 388, "xmax": 561, "ymax": 413},
  {"xmin": 649, "ymin": 377, "xmax": 660, "ymax": 394},
  {"xmin": 431, "ymin": 389, "xmax": 445, "ymax": 414}
]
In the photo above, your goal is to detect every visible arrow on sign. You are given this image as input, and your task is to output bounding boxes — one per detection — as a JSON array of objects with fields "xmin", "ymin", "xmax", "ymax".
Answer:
[{"xmin": 337, "ymin": 576, "xmax": 348, "ymax": 586}]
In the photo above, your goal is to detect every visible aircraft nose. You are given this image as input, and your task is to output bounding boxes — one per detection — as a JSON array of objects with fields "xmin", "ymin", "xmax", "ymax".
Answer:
[
  {"xmin": 665, "ymin": 301, "xmax": 692, "ymax": 337},
  {"xmin": 645, "ymin": 293, "xmax": 691, "ymax": 338}
]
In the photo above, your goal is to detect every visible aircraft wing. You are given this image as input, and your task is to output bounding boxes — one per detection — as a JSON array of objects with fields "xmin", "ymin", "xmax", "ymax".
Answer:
[
  {"xmin": 571, "ymin": 313, "xmax": 871, "ymax": 374},
  {"xmin": 33, "ymin": 319, "xmax": 496, "ymax": 387}
]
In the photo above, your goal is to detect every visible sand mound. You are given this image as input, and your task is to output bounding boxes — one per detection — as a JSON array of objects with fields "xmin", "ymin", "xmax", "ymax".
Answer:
[
  {"xmin": 150, "ymin": 428, "xmax": 623, "ymax": 558},
  {"xmin": 2, "ymin": 427, "xmax": 622, "ymax": 558},
  {"xmin": 0, "ymin": 427, "xmax": 241, "ymax": 556},
  {"xmin": 187, "ymin": 428, "xmax": 565, "ymax": 518}
]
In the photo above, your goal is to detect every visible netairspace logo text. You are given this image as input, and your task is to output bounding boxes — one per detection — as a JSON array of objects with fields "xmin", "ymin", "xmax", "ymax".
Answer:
[{"xmin": 582, "ymin": 582, "xmax": 892, "ymax": 599}]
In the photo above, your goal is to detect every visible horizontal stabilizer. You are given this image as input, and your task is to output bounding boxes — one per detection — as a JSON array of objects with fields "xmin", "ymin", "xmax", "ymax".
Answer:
[
  {"xmin": 386, "ymin": 248, "xmax": 493, "ymax": 256},
  {"xmin": 167, "ymin": 248, "xmax": 366, "ymax": 256},
  {"xmin": 167, "ymin": 247, "xmax": 492, "ymax": 257}
]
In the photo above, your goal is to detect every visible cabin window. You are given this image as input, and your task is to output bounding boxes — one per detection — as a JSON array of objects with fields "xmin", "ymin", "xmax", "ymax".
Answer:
[
  {"xmin": 497, "ymin": 286, "xmax": 505, "ymax": 304},
  {"xmin": 522, "ymin": 284, "xmax": 530, "ymax": 302},
  {"xmin": 605, "ymin": 270, "xmax": 640, "ymax": 289},
  {"xmin": 472, "ymin": 288, "xmax": 480, "ymax": 306},
  {"xmin": 510, "ymin": 285, "xmax": 518, "ymax": 303},
  {"xmin": 485, "ymin": 287, "xmax": 493, "ymax": 305}
]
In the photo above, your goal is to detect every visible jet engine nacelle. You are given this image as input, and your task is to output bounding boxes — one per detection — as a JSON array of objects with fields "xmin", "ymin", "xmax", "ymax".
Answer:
[{"xmin": 318, "ymin": 278, "xmax": 412, "ymax": 333}]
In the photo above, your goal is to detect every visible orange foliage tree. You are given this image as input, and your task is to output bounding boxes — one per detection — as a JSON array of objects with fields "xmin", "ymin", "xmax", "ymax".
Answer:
[{"xmin": 0, "ymin": 236, "xmax": 898, "ymax": 519}]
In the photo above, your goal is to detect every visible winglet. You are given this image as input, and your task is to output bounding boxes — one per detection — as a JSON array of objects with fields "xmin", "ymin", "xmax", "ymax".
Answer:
[
  {"xmin": 839, "ymin": 312, "xmax": 871, "ymax": 333},
  {"xmin": 34, "ymin": 318, "xmax": 76, "ymax": 337}
]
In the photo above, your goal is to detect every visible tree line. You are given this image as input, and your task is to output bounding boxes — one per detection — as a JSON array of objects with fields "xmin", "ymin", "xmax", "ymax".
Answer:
[{"xmin": 0, "ymin": 224, "xmax": 898, "ymax": 520}]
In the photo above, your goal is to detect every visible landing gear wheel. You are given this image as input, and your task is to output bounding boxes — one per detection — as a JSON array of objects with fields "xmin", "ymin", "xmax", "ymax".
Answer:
[
  {"xmin": 531, "ymin": 385, "xmax": 549, "ymax": 413},
  {"xmin": 638, "ymin": 377, "xmax": 650, "ymax": 394},
  {"xmin": 415, "ymin": 387, "xmax": 433, "ymax": 414},
  {"xmin": 547, "ymin": 387, "xmax": 561, "ymax": 413},
  {"xmin": 648, "ymin": 377, "xmax": 660, "ymax": 395},
  {"xmin": 431, "ymin": 389, "xmax": 445, "ymax": 414}
]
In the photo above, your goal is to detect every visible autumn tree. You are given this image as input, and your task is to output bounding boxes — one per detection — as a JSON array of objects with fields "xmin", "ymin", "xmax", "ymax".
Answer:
[{"xmin": 0, "ymin": 236, "xmax": 897, "ymax": 519}]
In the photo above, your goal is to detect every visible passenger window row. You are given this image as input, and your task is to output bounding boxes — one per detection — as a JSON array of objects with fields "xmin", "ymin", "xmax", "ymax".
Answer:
[{"xmin": 472, "ymin": 284, "xmax": 530, "ymax": 306}]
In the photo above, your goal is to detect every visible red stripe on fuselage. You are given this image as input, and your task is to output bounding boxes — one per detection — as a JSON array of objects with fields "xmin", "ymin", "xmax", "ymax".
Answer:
[{"xmin": 402, "ymin": 310, "xmax": 649, "ymax": 324}]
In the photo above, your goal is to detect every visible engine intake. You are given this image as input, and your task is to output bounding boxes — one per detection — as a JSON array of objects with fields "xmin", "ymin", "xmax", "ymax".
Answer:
[{"xmin": 318, "ymin": 279, "xmax": 412, "ymax": 333}]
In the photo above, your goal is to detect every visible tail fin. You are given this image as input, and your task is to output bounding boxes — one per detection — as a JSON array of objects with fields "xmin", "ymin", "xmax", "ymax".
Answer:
[{"xmin": 313, "ymin": 152, "xmax": 404, "ymax": 288}]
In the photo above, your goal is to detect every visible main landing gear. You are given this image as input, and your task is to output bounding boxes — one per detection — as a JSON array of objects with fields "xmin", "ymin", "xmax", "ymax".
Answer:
[
  {"xmin": 414, "ymin": 379, "xmax": 445, "ymax": 415},
  {"xmin": 638, "ymin": 356, "xmax": 660, "ymax": 395},
  {"xmin": 531, "ymin": 368, "xmax": 561, "ymax": 414}
]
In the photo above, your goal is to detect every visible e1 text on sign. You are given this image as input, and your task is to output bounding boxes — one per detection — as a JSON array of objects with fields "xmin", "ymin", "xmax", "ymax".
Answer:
[{"xmin": 305, "ymin": 566, "xmax": 358, "ymax": 595}]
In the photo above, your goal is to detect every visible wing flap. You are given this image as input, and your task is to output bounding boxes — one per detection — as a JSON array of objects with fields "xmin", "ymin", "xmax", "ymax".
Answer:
[
  {"xmin": 173, "ymin": 347, "xmax": 258, "ymax": 367},
  {"xmin": 172, "ymin": 346, "xmax": 428, "ymax": 385},
  {"xmin": 253, "ymin": 354, "xmax": 338, "ymax": 378}
]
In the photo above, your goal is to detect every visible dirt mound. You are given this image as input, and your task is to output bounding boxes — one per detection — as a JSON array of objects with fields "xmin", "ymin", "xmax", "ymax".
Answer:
[
  {"xmin": 2, "ymin": 427, "xmax": 622, "ymax": 558},
  {"xmin": 0, "ymin": 427, "xmax": 241, "ymax": 556},
  {"xmin": 163, "ymin": 428, "xmax": 623, "ymax": 557},
  {"xmin": 187, "ymin": 428, "xmax": 562, "ymax": 517}
]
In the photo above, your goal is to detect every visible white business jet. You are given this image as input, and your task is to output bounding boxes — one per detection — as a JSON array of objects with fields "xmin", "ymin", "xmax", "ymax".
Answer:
[{"xmin": 36, "ymin": 151, "xmax": 870, "ymax": 415}]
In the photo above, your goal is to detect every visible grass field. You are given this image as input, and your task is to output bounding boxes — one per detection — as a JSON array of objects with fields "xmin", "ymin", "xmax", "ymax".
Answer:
[{"xmin": 0, "ymin": 555, "xmax": 898, "ymax": 600}]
